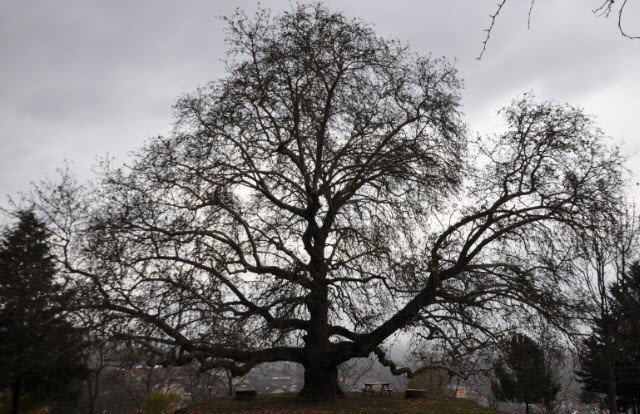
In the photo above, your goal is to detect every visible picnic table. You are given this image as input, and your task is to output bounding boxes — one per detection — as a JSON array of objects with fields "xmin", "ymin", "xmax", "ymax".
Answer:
[{"xmin": 362, "ymin": 382, "xmax": 394, "ymax": 396}]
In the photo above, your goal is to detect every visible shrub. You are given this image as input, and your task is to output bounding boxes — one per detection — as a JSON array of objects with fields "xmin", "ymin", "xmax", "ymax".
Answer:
[
  {"xmin": 407, "ymin": 369, "xmax": 451, "ymax": 397},
  {"xmin": 140, "ymin": 391, "xmax": 182, "ymax": 414}
]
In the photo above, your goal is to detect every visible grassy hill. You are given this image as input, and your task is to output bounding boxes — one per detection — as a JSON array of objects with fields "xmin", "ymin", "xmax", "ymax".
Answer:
[{"xmin": 188, "ymin": 392, "xmax": 500, "ymax": 414}]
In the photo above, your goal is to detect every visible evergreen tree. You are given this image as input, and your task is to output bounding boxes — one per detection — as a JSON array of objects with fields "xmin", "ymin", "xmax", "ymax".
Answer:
[
  {"xmin": 0, "ymin": 211, "xmax": 86, "ymax": 414},
  {"xmin": 611, "ymin": 262, "xmax": 640, "ymax": 409},
  {"xmin": 491, "ymin": 333, "xmax": 561, "ymax": 414},
  {"xmin": 578, "ymin": 262, "xmax": 640, "ymax": 411}
]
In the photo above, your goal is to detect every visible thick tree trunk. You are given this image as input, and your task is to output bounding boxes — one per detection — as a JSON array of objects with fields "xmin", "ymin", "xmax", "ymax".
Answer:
[
  {"xmin": 297, "ymin": 266, "xmax": 346, "ymax": 401},
  {"xmin": 11, "ymin": 380, "xmax": 21, "ymax": 414},
  {"xmin": 297, "ymin": 364, "xmax": 345, "ymax": 401}
]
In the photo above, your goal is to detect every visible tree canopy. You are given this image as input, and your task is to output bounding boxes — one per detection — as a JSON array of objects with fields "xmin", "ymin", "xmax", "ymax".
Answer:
[{"xmin": 29, "ymin": 3, "xmax": 625, "ymax": 401}]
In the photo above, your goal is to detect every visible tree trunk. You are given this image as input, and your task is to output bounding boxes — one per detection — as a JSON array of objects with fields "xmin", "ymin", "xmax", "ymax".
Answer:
[
  {"xmin": 226, "ymin": 369, "xmax": 233, "ymax": 396},
  {"xmin": 605, "ymin": 319, "xmax": 618, "ymax": 414},
  {"xmin": 297, "ymin": 271, "xmax": 345, "ymax": 401},
  {"xmin": 11, "ymin": 380, "xmax": 21, "ymax": 414},
  {"xmin": 87, "ymin": 378, "xmax": 95, "ymax": 414},
  {"xmin": 297, "ymin": 364, "xmax": 345, "ymax": 401},
  {"xmin": 87, "ymin": 367, "xmax": 102, "ymax": 414},
  {"xmin": 606, "ymin": 369, "xmax": 617, "ymax": 414},
  {"xmin": 524, "ymin": 399, "xmax": 529, "ymax": 414}
]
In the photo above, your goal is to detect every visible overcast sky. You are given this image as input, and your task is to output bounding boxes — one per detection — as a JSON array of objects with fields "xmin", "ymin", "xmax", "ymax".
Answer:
[{"xmin": 1, "ymin": 0, "xmax": 639, "ymax": 208}]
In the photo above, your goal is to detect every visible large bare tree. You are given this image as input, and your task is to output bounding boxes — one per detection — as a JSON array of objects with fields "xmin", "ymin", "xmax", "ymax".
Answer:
[{"xmin": 30, "ymin": 4, "xmax": 624, "ymax": 401}]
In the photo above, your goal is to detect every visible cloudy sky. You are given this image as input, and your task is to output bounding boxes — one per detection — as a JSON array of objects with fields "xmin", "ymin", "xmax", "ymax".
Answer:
[{"xmin": 1, "ymin": 0, "xmax": 639, "ymax": 207}]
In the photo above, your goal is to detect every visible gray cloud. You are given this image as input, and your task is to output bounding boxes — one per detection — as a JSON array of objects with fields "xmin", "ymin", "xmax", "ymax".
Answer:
[{"xmin": 1, "ymin": 0, "xmax": 638, "ymax": 207}]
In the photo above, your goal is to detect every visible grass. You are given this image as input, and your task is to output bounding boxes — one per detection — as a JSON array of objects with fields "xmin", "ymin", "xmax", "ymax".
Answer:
[
  {"xmin": 188, "ymin": 392, "xmax": 500, "ymax": 414},
  {"xmin": 0, "ymin": 391, "xmax": 51, "ymax": 414}
]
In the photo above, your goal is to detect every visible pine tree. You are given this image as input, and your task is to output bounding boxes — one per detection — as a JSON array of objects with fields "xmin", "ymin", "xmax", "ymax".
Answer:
[
  {"xmin": 611, "ymin": 262, "xmax": 640, "ymax": 409},
  {"xmin": 0, "ymin": 211, "xmax": 86, "ymax": 414},
  {"xmin": 578, "ymin": 262, "xmax": 640, "ymax": 411},
  {"xmin": 491, "ymin": 333, "xmax": 561, "ymax": 414}
]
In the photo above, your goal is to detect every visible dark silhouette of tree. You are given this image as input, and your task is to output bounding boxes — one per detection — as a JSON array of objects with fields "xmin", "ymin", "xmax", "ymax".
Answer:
[
  {"xmin": 611, "ymin": 262, "xmax": 640, "ymax": 410},
  {"xmin": 572, "ymin": 210, "xmax": 639, "ymax": 413},
  {"xmin": 578, "ymin": 261, "xmax": 640, "ymax": 412},
  {"xmin": 580, "ymin": 389, "xmax": 607, "ymax": 413},
  {"xmin": 479, "ymin": 0, "xmax": 638, "ymax": 59},
  {"xmin": 0, "ymin": 211, "xmax": 86, "ymax": 414},
  {"xmin": 29, "ymin": 4, "xmax": 624, "ymax": 401},
  {"xmin": 491, "ymin": 333, "xmax": 561, "ymax": 414}
]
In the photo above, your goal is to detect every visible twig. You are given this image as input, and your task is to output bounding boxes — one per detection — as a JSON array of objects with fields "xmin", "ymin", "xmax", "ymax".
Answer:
[{"xmin": 478, "ymin": 0, "xmax": 508, "ymax": 60}]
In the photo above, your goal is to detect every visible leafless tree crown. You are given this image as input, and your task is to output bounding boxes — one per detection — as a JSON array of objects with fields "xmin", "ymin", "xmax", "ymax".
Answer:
[{"xmin": 28, "ymin": 3, "xmax": 625, "ymax": 400}]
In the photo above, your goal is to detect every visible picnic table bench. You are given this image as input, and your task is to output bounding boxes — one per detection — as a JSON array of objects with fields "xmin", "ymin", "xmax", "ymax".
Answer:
[{"xmin": 361, "ymin": 382, "xmax": 394, "ymax": 396}]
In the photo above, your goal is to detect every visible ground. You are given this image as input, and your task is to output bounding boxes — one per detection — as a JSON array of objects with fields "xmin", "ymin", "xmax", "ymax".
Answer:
[{"xmin": 187, "ymin": 393, "xmax": 500, "ymax": 414}]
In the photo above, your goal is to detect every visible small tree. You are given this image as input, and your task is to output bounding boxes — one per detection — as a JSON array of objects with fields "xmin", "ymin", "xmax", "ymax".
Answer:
[
  {"xmin": 0, "ymin": 211, "xmax": 86, "ymax": 414},
  {"xmin": 578, "ymin": 261, "xmax": 640, "ymax": 411},
  {"xmin": 140, "ymin": 391, "xmax": 182, "ymax": 414},
  {"xmin": 407, "ymin": 369, "xmax": 451, "ymax": 397},
  {"xmin": 571, "ymin": 208, "xmax": 640, "ymax": 412},
  {"xmin": 611, "ymin": 262, "xmax": 640, "ymax": 411},
  {"xmin": 580, "ymin": 389, "xmax": 607, "ymax": 414},
  {"xmin": 491, "ymin": 333, "xmax": 560, "ymax": 414}
]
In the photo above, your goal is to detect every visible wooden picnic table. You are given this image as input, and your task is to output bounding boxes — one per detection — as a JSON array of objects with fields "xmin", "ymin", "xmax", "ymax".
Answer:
[{"xmin": 362, "ymin": 382, "xmax": 394, "ymax": 396}]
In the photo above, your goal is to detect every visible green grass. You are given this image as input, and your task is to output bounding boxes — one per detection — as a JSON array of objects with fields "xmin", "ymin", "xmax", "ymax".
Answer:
[{"xmin": 188, "ymin": 392, "xmax": 499, "ymax": 414}]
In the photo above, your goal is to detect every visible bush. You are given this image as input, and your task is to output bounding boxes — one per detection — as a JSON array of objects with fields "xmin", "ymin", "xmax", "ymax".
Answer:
[
  {"xmin": 140, "ymin": 391, "xmax": 182, "ymax": 414},
  {"xmin": 407, "ymin": 369, "xmax": 451, "ymax": 397}
]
